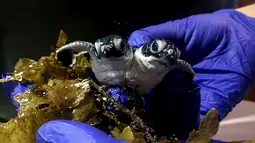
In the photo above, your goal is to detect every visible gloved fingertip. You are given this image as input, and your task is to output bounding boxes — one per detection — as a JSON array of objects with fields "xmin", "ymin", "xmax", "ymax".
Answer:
[
  {"xmin": 128, "ymin": 30, "xmax": 153, "ymax": 47},
  {"xmin": 1, "ymin": 72, "xmax": 34, "ymax": 109},
  {"xmin": 181, "ymin": 139, "xmax": 227, "ymax": 143},
  {"xmin": 1, "ymin": 72, "xmax": 8, "ymax": 79},
  {"xmin": 211, "ymin": 139, "xmax": 228, "ymax": 143},
  {"xmin": 36, "ymin": 120, "xmax": 127, "ymax": 143},
  {"xmin": 1, "ymin": 72, "xmax": 19, "ymax": 108}
]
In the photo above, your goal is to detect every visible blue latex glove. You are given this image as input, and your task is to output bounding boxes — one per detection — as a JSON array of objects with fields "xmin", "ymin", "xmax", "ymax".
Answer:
[
  {"xmin": 36, "ymin": 120, "xmax": 126, "ymax": 143},
  {"xmin": 1, "ymin": 73, "xmax": 34, "ymax": 110},
  {"xmin": 128, "ymin": 9, "xmax": 255, "ymax": 121}
]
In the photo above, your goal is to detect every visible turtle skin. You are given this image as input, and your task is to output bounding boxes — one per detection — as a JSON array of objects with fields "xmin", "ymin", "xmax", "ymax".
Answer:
[
  {"xmin": 126, "ymin": 39, "xmax": 195, "ymax": 95},
  {"xmin": 56, "ymin": 35, "xmax": 195, "ymax": 96},
  {"xmin": 56, "ymin": 35, "xmax": 201, "ymax": 140}
]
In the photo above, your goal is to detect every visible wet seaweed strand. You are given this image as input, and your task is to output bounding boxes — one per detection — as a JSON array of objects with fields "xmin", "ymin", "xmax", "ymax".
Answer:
[{"xmin": 89, "ymin": 80, "xmax": 157, "ymax": 142}]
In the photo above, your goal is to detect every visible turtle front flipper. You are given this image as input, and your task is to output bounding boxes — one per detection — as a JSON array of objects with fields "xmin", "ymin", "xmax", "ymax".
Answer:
[
  {"xmin": 55, "ymin": 41, "xmax": 94, "ymax": 67},
  {"xmin": 175, "ymin": 59, "xmax": 195, "ymax": 77}
]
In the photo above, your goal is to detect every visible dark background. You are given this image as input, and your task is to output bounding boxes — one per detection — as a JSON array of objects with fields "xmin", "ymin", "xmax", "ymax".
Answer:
[{"xmin": 0, "ymin": 0, "xmax": 238, "ymax": 120}]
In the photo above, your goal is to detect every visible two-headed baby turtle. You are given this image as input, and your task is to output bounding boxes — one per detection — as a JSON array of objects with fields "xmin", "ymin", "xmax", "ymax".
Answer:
[{"xmin": 56, "ymin": 35, "xmax": 194, "ymax": 95}]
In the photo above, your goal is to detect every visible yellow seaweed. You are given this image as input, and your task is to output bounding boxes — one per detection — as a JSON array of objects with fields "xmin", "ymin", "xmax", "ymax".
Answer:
[{"xmin": 0, "ymin": 79, "xmax": 96, "ymax": 143}]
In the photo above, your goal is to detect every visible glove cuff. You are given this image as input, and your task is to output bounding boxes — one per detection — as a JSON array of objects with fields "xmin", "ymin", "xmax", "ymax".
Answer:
[{"xmin": 214, "ymin": 9, "xmax": 255, "ymax": 37}]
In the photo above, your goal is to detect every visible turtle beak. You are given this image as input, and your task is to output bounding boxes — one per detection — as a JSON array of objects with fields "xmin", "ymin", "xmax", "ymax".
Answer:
[
  {"xmin": 100, "ymin": 44, "xmax": 116, "ymax": 57},
  {"xmin": 93, "ymin": 43, "xmax": 115, "ymax": 58},
  {"xmin": 93, "ymin": 42, "xmax": 102, "ymax": 58},
  {"xmin": 106, "ymin": 44, "xmax": 114, "ymax": 50}
]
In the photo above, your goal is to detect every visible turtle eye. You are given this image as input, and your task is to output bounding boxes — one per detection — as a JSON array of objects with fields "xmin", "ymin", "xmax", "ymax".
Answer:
[
  {"xmin": 113, "ymin": 37, "xmax": 125, "ymax": 52},
  {"xmin": 149, "ymin": 41, "xmax": 159, "ymax": 54},
  {"xmin": 94, "ymin": 41, "xmax": 101, "ymax": 58}
]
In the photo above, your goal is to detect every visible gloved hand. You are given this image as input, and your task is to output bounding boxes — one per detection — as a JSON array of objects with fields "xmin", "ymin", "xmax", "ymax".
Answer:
[{"xmin": 128, "ymin": 9, "xmax": 255, "ymax": 121}]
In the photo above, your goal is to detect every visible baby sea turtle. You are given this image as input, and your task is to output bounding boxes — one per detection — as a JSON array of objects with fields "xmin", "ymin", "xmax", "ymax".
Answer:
[{"xmin": 55, "ymin": 35, "xmax": 195, "ymax": 95}]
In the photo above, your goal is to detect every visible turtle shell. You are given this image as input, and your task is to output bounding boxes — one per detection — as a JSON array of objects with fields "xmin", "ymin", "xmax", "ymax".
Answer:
[
  {"xmin": 143, "ymin": 68, "xmax": 200, "ymax": 140},
  {"xmin": 103, "ymin": 68, "xmax": 201, "ymax": 140}
]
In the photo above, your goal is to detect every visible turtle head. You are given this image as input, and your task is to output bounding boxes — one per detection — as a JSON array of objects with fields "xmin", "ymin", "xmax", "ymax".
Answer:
[
  {"xmin": 139, "ymin": 39, "xmax": 181, "ymax": 66},
  {"xmin": 92, "ymin": 35, "xmax": 131, "ymax": 59},
  {"xmin": 90, "ymin": 35, "xmax": 134, "ymax": 86}
]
